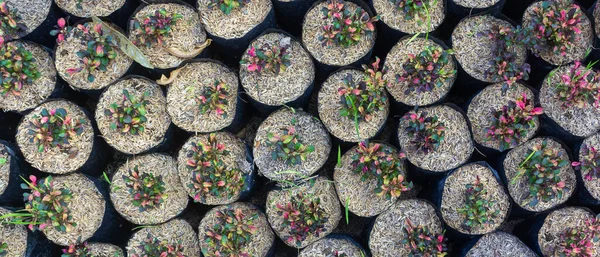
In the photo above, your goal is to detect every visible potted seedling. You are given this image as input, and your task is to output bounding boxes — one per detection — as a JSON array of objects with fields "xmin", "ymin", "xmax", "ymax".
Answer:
[
  {"xmin": 0, "ymin": 40, "xmax": 57, "ymax": 113},
  {"xmin": 435, "ymin": 162, "xmax": 510, "ymax": 237},
  {"xmin": 160, "ymin": 59, "xmax": 243, "ymax": 133},
  {"xmin": 126, "ymin": 219, "xmax": 201, "ymax": 256},
  {"xmin": 0, "ymin": 207, "xmax": 56, "ymax": 257},
  {"xmin": 177, "ymin": 132, "xmax": 254, "ymax": 205},
  {"xmin": 397, "ymin": 105, "xmax": 474, "ymax": 174},
  {"xmin": 109, "ymin": 153, "xmax": 189, "ymax": 225},
  {"xmin": 61, "ymin": 241, "xmax": 124, "ymax": 257},
  {"xmin": 96, "ymin": 76, "xmax": 171, "ymax": 155},
  {"xmin": 334, "ymin": 141, "xmax": 413, "ymax": 217},
  {"xmin": 539, "ymin": 62, "xmax": 600, "ymax": 141},
  {"xmin": 196, "ymin": 0, "xmax": 276, "ymax": 64},
  {"xmin": 52, "ymin": 18, "xmax": 133, "ymax": 93},
  {"xmin": 302, "ymin": 0, "xmax": 378, "ymax": 73},
  {"xmin": 15, "ymin": 100, "xmax": 101, "ymax": 175},
  {"xmin": 384, "ymin": 36, "xmax": 457, "ymax": 108},
  {"xmin": 266, "ymin": 177, "xmax": 341, "ymax": 248},
  {"xmin": 299, "ymin": 235, "xmax": 368, "ymax": 257},
  {"xmin": 129, "ymin": 2, "xmax": 210, "ymax": 69},
  {"xmin": 0, "ymin": 0, "xmax": 51, "ymax": 44},
  {"xmin": 501, "ymin": 137, "xmax": 576, "ymax": 214},
  {"xmin": 54, "ymin": 0, "xmax": 128, "ymax": 18},
  {"xmin": 253, "ymin": 107, "xmax": 331, "ymax": 181},
  {"xmin": 467, "ymin": 83, "xmax": 542, "ymax": 153},
  {"xmin": 239, "ymin": 30, "xmax": 315, "ymax": 115},
  {"xmin": 0, "ymin": 140, "xmax": 26, "ymax": 206},
  {"xmin": 458, "ymin": 231, "xmax": 537, "ymax": 257},
  {"xmin": 451, "ymin": 14, "xmax": 530, "ymax": 93},
  {"xmin": 572, "ymin": 132, "xmax": 600, "ymax": 205},
  {"xmin": 318, "ymin": 58, "xmax": 390, "ymax": 143},
  {"xmin": 448, "ymin": 0, "xmax": 506, "ymax": 20},
  {"xmin": 198, "ymin": 202, "xmax": 275, "ymax": 257},
  {"xmin": 369, "ymin": 199, "xmax": 448, "ymax": 257}
]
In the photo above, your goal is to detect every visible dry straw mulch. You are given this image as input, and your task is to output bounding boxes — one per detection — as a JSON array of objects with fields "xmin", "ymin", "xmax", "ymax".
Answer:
[
  {"xmin": 334, "ymin": 143, "xmax": 408, "ymax": 217},
  {"xmin": 42, "ymin": 174, "xmax": 105, "ymax": 246},
  {"xmin": 86, "ymin": 243, "xmax": 124, "ymax": 257},
  {"xmin": 373, "ymin": 0, "xmax": 445, "ymax": 34},
  {"xmin": 266, "ymin": 177, "xmax": 341, "ymax": 248},
  {"xmin": 127, "ymin": 219, "xmax": 201, "ymax": 257},
  {"xmin": 468, "ymin": 83, "xmax": 538, "ymax": 151},
  {"xmin": 538, "ymin": 207, "xmax": 599, "ymax": 256},
  {"xmin": 177, "ymin": 132, "xmax": 252, "ymax": 205},
  {"xmin": 522, "ymin": 0, "xmax": 593, "ymax": 66},
  {"xmin": 254, "ymin": 108, "xmax": 331, "ymax": 181},
  {"xmin": 55, "ymin": 0, "xmax": 125, "ymax": 17},
  {"xmin": 369, "ymin": 199, "xmax": 443, "ymax": 257},
  {"xmin": 5, "ymin": 0, "xmax": 51, "ymax": 36},
  {"xmin": 110, "ymin": 153, "xmax": 188, "ymax": 225},
  {"xmin": 0, "ymin": 41, "xmax": 56, "ymax": 112},
  {"xmin": 299, "ymin": 236, "xmax": 366, "ymax": 257},
  {"xmin": 166, "ymin": 61, "xmax": 237, "ymax": 133},
  {"xmin": 302, "ymin": 0, "xmax": 375, "ymax": 66},
  {"xmin": 384, "ymin": 37, "xmax": 456, "ymax": 106},
  {"xmin": 0, "ymin": 207, "xmax": 28, "ymax": 257},
  {"xmin": 466, "ymin": 231, "xmax": 537, "ymax": 257},
  {"xmin": 130, "ymin": 3, "xmax": 207, "ymax": 69},
  {"xmin": 197, "ymin": 0, "xmax": 272, "ymax": 39},
  {"xmin": 96, "ymin": 77, "xmax": 171, "ymax": 155},
  {"xmin": 453, "ymin": 0, "xmax": 500, "ymax": 8},
  {"xmin": 319, "ymin": 69, "xmax": 389, "ymax": 142},
  {"xmin": 16, "ymin": 100, "xmax": 94, "ymax": 174},
  {"xmin": 540, "ymin": 64, "xmax": 600, "ymax": 137},
  {"xmin": 504, "ymin": 137, "xmax": 576, "ymax": 212},
  {"xmin": 452, "ymin": 15, "xmax": 527, "ymax": 83},
  {"xmin": 441, "ymin": 163, "xmax": 510, "ymax": 235},
  {"xmin": 55, "ymin": 21, "xmax": 132, "ymax": 91},
  {"xmin": 595, "ymin": 3, "xmax": 600, "ymax": 39},
  {"xmin": 0, "ymin": 145, "xmax": 11, "ymax": 195},
  {"xmin": 198, "ymin": 202, "xmax": 274, "ymax": 257},
  {"xmin": 579, "ymin": 133, "xmax": 600, "ymax": 201},
  {"xmin": 240, "ymin": 32, "xmax": 315, "ymax": 106},
  {"xmin": 397, "ymin": 105, "xmax": 474, "ymax": 172}
]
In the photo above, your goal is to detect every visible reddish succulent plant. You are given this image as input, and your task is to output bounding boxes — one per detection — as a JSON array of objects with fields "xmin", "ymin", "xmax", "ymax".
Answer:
[
  {"xmin": 196, "ymin": 79, "xmax": 230, "ymax": 119},
  {"xmin": 104, "ymin": 90, "xmax": 150, "ymax": 135},
  {"xmin": 389, "ymin": 0, "xmax": 432, "ymax": 23},
  {"xmin": 131, "ymin": 233, "xmax": 185, "ymax": 257},
  {"xmin": 554, "ymin": 62, "xmax": 600, "ymax": 109},
  {"xmin": 0, "ymin": 0, "xmax": 27, "ymax": 44},
  {"xmin": 20, "ymin": 175, "xmax": 75, "ymax": 232},
  {"xmin": 319, "ymin": 0, "xmax": 378, "ymax": 48},
  {"xmin": 208, "ymin": 0, "xmax": 251, "ymax": 14},
  {"xmin": 0, "ymin": 42, "xmax": 41, "ymax": 96},
  {"xmin": 395, "ymin": 45, "xmax": 455, "ymax": 95},
  {"xmin": 203, "ymin": 207, "xmax": 258, "ymax": 257},
  {"xmin": 554, "ymin": 214, "xmax": 600, "ymax": 257},
  {"xmin": 61, "ymin": 240, "xmax": 91, "ymax": 257},
  {"xmin": 457, "ymin": 176, "xmax": 499, "ymax": 231},
  {"xmin": 240, "ymin": 37, "xmax": 292, "ymax": 75},
  {"xmin": 402, "ymin": 111, "xmax": 445, "ymax": 154},
  {"xmin": 265, "ymin": 118, "xmax": 315, "ymax": 166},
  {"xmin": 122, "ymin": 165, "xmax": 167, "ymax": 212},
  {"xmin": 572, "ymin": 144, "xmax": 600, "ymax": 181},
  {"xmin": 338, "ymin": 57, "xmax": 388, "ymax": 123},
  {"xmin": 276, "ymin": 193, "xmax": 329, "ymax": 247},
  {"xmin": 28, "ymin": 108, "xmax": 86, "ymax": 153},
  {"xmin": 130, "ymin": 8, "xmax": 183, "ymax": 48},
  {"xmin": 401, "ymin": 218, "xmax": 448, "ymax": 257}
]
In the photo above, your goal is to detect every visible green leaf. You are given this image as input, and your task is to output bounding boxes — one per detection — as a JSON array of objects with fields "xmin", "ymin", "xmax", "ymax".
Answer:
[{"xmin": 91, "ymin": 17, "xmax": 154, "ymax": 69}]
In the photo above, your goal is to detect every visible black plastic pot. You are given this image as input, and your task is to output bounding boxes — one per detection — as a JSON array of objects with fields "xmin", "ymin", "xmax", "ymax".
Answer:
[
  {"xmin": 272, "ymin": 0, "xmax": 318, "ymax": 38},
  {"xmin": 537, "ymin": 111, "xmax": 585, "ymax": 146},
  {"xmin": 20, "ymin": 1, "xmax": 65, "ymax": 49},
  {"xmin": 86, "ymin": 174, "xmax": 132, "ymax": 245},
  {"xmin": 0, "ymin": 140, "xmax": 28, "ymax": 207}
]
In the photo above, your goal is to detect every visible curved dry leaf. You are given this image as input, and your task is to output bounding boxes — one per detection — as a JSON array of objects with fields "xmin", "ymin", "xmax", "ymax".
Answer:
[
  {"xmin": 166, "ymin": 39, "xmax": 212, "ymax": 58},
  {"xmin": 156, "ymin": 67, "xmax": 184, "ymax": 86}
]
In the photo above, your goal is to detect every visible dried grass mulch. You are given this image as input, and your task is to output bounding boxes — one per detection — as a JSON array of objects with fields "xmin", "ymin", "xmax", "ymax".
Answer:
[
  {"xmin": 0, "ymin": 145, "xmax": 11, "ymax": 195},
  {"xmin": 578, "ymin": 132, "xmax": 600, "ymax": 201},
  {"xmin": 127, "ymin": 219, "xmax": 201, "ymax": 256},
  {"xmin": 595, "ymin": 3, "xmax": 600, "ymax": 39},
  {"xmin": 453, "ymin": 0, "xmax": 500, "ymax": 8},
  {"xmin": 373, "ymin": 0, "xmax": 445, "ymax": 34},
  {"xmin": 55, "ymin": 0, "xmax": 125, "ymax": 17},
  {"xmin": 87, "ymin": 243, "xmax": 124, "ymax": 257},
  {"xmin": 538, "ymin": 207, "xmax": 599, "ymax": 256},
  {"xmin": 466, "ymin": 231, "xmax": 537, "ymax": 257},
  {"xmin": 0, "ymin": 207, "xmax": 28, "ymax": 257},
  {"xmin": 197, "ymin": 0, "xmax": 272, "ymax": 39},
  {"xmin": 299, "ymin": 236, "xmax": 366, "ymax": 257},
  {"xmin": 5, "ymin": 0, "xmax": 51, "ymax": 36}
]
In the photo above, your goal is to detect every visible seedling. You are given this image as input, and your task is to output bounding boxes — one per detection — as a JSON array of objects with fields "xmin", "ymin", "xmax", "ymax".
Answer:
[
  {"xmin": 265, "ymin": 119, "xmax": 315, "ymax": 166},
  {"xmin": 130, "ymin": 233, "xmax": 185, "ymax": 257},
  {"xmin": 28, "ymin": 108, "xmax": 86, "ymax": 153},
  {"xmin": 573, "ymin": 144, "xmax": 600, "ymax": 181},
  {"xmin": 0, "ymin": 241, "xmax": 6, "ymax": 256},
  {"xmin": 484, "ymin": 93, "xmax": 543, "ymax": 151},
  {"xmin": 123, "ymin": 165, "xmax": 167, "ymax": 212},
  {"xmin": 0, "ymin": 42, "xmax": 41, "ymax": 96},
  {"xmin": 61, "ymin": 239, "xmax": 91, "ymax": 257},
  {"xmin": 196, "ymin": 79, "xmax": 230, "ymax": 119},
  {"xmin": 130, "ymin": 8, "xmax": 183, "ymax": 48},
  {"xmin": 186, "ymin": 133, "xmax": 245, "ymax": 203},
  {"xmin": 104, "ymin": 89, "xmax": 149, "ymax": 135},
  {"xmin": 389, "ymin": 0, "xmax": 433, "ymax": 23},
  {"xmin": 319, "ymin": 0, "xmax": 379, "ymax": 48},
  {"xmin": 396, "ymin": 45, "xmax": 455, "ymax": 95},
  {"xmin": 208, "ymin": 0, "xmax": 250, "ymax": 15},
  {"xmin": 20, "ymin": 175, "xmax": 76, "ymax": 232},
  {"xmin": 401, "ymin": 218, "xmax": 448, "ymax": 257},
  {"xmin": 276, "ymin": 193, "xmax": 329, "ymax": 247},
  {"xmin": 457, "ymin": 176, "xmax": 499, "ymax": 231},
  {"xmin": 554, "ymin": 61, "xmax": 600, "ymax": 109},
  {"xmin": 338, "ymin": 57, "xmax": 388, "ymax": 123},
  {"xmin": 0, "ymin": 0, "xmax": 27, "ymax": 44},
  {"xmin": 203, "ymin": 206, "xmax": 258, "ymax": 256},
  {"xmin": 50, "ymin": 18, "xmax": 70, "ymax": 43},
  {"xmin": 555, "ymin": 214, "xmax": 600, "ymax": 257},
  {"xmin": 240, "ymin": 37, "xmax": 291, "ymax": 75},
  {"xmin": 402, "ymin": 111, "xmax": 445, "ymax": 154}
]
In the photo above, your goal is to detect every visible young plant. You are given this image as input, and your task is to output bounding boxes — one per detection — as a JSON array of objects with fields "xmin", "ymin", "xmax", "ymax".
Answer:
[
  {"xmin": 350, "ymin": 142, "xmax": 413, "ymax": 199},
  {"xmin": 64, "ymin": 22, "xmax": 118, "ymax": 83},
  {"xmin": 396, "ymin": 45, "xmax": 455, "ymax": 95},
  {"xmin": 0, "ymin": 0, "xmax": 27, "ymax": 44},
  {"xmin": 240, "ymin": 37, "xmax": 292, "ymax": 75},
  {"xmin": 0, "ymin": 42, "xmax": 41, "ymax": 96},
  {"xmin": 50, "ymin": 18, "xmax": 70, "ymax": 43},
  {"xmin": 61, "ymin": 240, "xmax": 91, "ymax": 257},
  {"xmin": 28, "ymin": 108, "xmax": 86, "ymax": 153},
  {"xmin": 554, "ymin": 61, "xmax": 600, "ymax": 109},
  {"xmin": 0, "ymin": 241, "xmax": 6, "ymax": 256},
  {"xmin": 572, "ymin": 144, "xmax": 600, "ymax": 181},
  {"xmin": 389, "ymin": 0, "xmax": 433, "ymax": 23},
  {"xmin": 265, "ymin": 118, "xmax": 315, "ymax": 166},
  {"xmin": 457, "ymin": 176, "xmax": 499, "ymax": 231},
  {"xmin": 402, "ymin": 111, "xmax": 445, "ymax": 154},
  {"xmin": 186, "ymin": 133, "xmax": 245, "ymax": 203},
  {"xmin": 21, "ymin": 175, "xmax": 76, "ymax": 232},
  {"xmin": 323, "ymin": 248, "xmax": 349, "ymax": 257},
  {"xmin": 130, "ymin": 8, "xmax": 183, "ymax": 48},
  {"xmin": 276, "ymin": 193, "xmax": 329, "ymax": 247},
  {"xmin": 130, "ymin": 233, "xmax": 185, "ymax": 257},
  {"xmin": 512, "ymin": 140, "xmax": 569, "ymax": 207},
  {"xmin": 523, "ymin": 0, "xmax": 583, "ymax": 57},
  {"xmin": 208, "ymin": 0, "xmax": 250, "ymax": 15},
  {"xmin": 203, "ymin": 207, "xmax": 258, "ymax": 257},
  {"xmin": 104, "ymin": 89, "xmax": 149, "ymax": 135},
  {"xmin": 401, "ymin": 218, "xmax": 448, "ymax": 257},
  {"xmin": 319, "ymin": 0, "xmax": 379, "ymax": 48},
  {"xmin": 480, "ymin": 24, "xmax": 531, "ymax": 92},
  {"xmin": 555, "ymin": 226, "xmax": 595, "ymax": 257},
  {"xmin": 122, "ymin": 165, "xmax": 167, "ymax": 212},
  {"xmin": 338, "ymin": 57, "xmax": 388, "ymax": 123},
  {"xmin": 196, "ymin": 79, "xmax": 230, "ymax": 119},
  {"xmin": 484, "ymin": 93, "xmax": 543, "ymax": 152}
]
